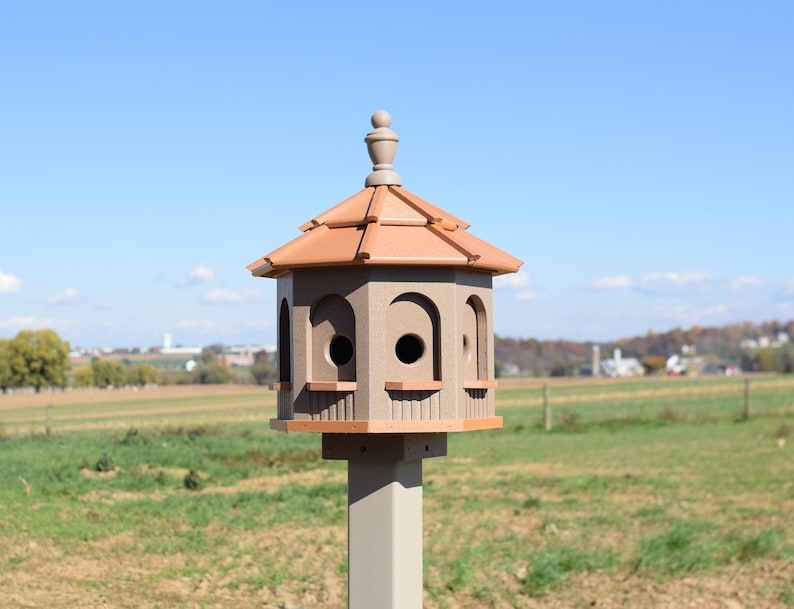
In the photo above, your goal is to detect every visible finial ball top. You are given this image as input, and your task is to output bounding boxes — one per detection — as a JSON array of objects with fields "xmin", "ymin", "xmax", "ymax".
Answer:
[{"xmin": 371, "ymin": 110, "xmax": 392, "ymax": 129}]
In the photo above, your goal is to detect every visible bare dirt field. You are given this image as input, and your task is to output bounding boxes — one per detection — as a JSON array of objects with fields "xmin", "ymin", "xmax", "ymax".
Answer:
[{"xmin": 0, "ymin": 384, "xmax": 266, "ymax": 409}]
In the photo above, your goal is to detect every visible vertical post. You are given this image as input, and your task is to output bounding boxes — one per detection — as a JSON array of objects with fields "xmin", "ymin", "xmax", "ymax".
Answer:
[
  {"xmin": 543, "ymin": 383, "xmax": 551, "ymax": 431},
  {"xmin": 744, "ymin": 378, "xmax": 752, "ymax": 421},
  {"xmin": 348, "ymin": 460, "xmax": 423, "ymax": 609}
]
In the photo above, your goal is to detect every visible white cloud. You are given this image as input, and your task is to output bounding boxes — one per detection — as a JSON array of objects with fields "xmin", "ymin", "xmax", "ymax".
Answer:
[
  {"xmin": 650, "ymin": 303, "xmax": 729, "ymax": 323},
  {"xmin": 176, "ymin": 319, "xmax": 220, "ymax": 333},
  {"xmin": 494, "ymin": 272, "xmax": 538, "ymax": 301},
  {"xmin": 48, "ymin": 287, "xmax": 79, "ymax": 305},
  {"xmin": 176, "ymin": 264, "xmax": 216, "ymax": 287},
  {"xmin": 0, "ymin": 316, "xmax": 69, "ymax": 331},
  {"xmin": 245, "ymin": 319, "xmax": 273, "ymax": 331},
  {"xmin": 201, "ymin": 288, "xmax": 263, "ymax": 304},
  {"xmin": 728, "ymin": 276, "xmax": 763, "ymax": 291},
  {"xmin": 591, "ymin": 275, "xmax": 633, "ymax": 290},
  {"xmin": 639, "ymin": 272, "xmax": 713, "ymax": 294},
  {"xmin": 515, "ymin": 289, "xmax": 539, "ymax": 301},
  {"xmin": 494, "ymin": 273, "xmax": 530, "ymax": 290},
  {"xmin": 0, "ymin": 269, "xmax": 21, "ymax": 294}
]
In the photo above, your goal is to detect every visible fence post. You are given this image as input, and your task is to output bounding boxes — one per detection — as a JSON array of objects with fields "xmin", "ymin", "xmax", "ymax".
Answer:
[
  {"xmin": 744, "ymin": 379, "xmax": 751, "ymax": 421},
  {"xmin": 543, "ymin": 383, "xmax": 551, "ymax": 431}
]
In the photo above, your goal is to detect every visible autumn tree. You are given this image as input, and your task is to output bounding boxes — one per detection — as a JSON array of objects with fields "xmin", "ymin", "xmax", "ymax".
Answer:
[
  {"xmin": 73, "ymin": 365, "xmax": 95, "ymax": 388},
  {"xmin": 127, "ymin": 363, "xmax": 160, "ymax": 387},
  {"xmin": 92, "ymin": 359, "xmax": 126, "ymax": 388},
  {"xmin": 8, "ymin": 329, "xmax": 72, "ymax": 391},
  {"xmin": 755, "ymin": 349, "xmax": 776, "ymax": 372},
  {"xmin": 642, "ymin": 355, "xmax": 667, "ymax": 375}
]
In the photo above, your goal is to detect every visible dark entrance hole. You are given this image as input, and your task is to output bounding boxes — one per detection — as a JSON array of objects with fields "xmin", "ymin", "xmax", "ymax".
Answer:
[
  {"xmin": 395, "ymin": 334, "xmax": 424, "ymax": 365},
  {"xmin": 329, "ymin": 335, "xmax": 354, "ymax": 366}
]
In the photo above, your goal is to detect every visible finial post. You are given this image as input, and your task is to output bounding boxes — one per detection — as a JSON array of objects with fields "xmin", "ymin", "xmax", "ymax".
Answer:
[{"xmin": 365, "ymin": 110, "xmax": 402, "ymax": 187}]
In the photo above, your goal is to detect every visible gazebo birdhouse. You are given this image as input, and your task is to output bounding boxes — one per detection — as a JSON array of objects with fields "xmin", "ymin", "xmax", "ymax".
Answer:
[{"xmin": 247, "ymin": 110, "xmax": 522, "ymax": 435}]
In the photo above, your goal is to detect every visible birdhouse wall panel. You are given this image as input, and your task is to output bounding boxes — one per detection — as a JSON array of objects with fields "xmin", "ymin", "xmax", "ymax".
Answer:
[
  {"xmin": 364, "ymin": 269, "xmax": 459, "ymax": 422},
  {"xmin": 310, "ymin": 294, "xmax": 356, "ymax": 382},
  {"xmin": 455, "ymin": 272, "xmax": 496, "ymax": 418},
  {"xmin": 275, "ymin": 276, "xmax": 296, "ymax": 420},
  {"xmin": 278, "ymin": 299, "xmax": 293, "ymax": 385},
  {"xmin": 388, "ymin": 390, "xmax": 442, "ymax": 421},
  {"xmin": 464, "ymin": 388, "xmax": 491, "ymax": 418},
  {"xmin": 462, "ymin": 300, "xmax": 478, "ymax": 381},
  {"xmin": 289, "ymin": 270, "xmax": 372, "ymax": 422},
  {"xmin": 277, "ymin": 390, "xmax": 293, "ymax": 420},
  {"xmin": 309, "ymin": 390, "xmax": 356, "ymax": 421},
  {"xmin": 385, "ymin": 294, "xmax": 439, "ymax": 382}
]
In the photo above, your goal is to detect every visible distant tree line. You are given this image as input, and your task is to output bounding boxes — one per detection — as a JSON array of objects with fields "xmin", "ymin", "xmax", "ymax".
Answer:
[
  {"xmin": 742, "ymin": 348, "xmax": 794, "ymax": 374},
  {"xmin": 9, "ymin": 320, "xmax": 789, "ymax": 390},
  {"xmin": 496, "ymin": 319, "xmax": 794, "ymax": 378},
  {"xmin": 0, "ymin": 330, "xmax": 278, "ymax": 392},
  {"xmin": 73, "ymin": 359, "xmax": 161, "ymax": 389}
]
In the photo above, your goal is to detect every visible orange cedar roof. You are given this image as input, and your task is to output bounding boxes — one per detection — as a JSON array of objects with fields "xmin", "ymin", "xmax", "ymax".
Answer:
[{"xmin": 247, "ymin": 185, "xmax": 523, "ymax": 278}]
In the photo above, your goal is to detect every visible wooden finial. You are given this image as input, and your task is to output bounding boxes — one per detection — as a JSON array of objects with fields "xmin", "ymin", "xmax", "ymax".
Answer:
[{"xmin": 365, "ymin": 110, "xmax": 402, "ymax": 187}]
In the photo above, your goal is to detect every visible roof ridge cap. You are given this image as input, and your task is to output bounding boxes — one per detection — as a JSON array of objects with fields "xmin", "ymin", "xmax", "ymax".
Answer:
[{"xmin": 390, "ymin": 186, "xmax": 470, "ymax": 230}]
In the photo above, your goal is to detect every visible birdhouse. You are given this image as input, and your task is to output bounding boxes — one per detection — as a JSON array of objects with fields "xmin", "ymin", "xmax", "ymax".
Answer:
[{"xmin": 248, "ymin": 111, "xmax": 522, "ymax": 434}]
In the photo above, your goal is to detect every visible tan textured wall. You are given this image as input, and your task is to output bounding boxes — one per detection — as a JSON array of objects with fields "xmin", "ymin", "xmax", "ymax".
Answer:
[{"xmin": 278, "ymin": 267, "xmax": 496, "ymax": 424}]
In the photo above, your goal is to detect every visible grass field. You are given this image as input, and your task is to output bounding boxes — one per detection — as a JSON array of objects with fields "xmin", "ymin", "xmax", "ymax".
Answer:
[{"xmin": 1, "ymin": 376, "xmax": 792, "ymax": 608}]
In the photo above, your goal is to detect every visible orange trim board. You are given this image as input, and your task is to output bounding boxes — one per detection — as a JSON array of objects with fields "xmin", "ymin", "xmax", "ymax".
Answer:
[
  {"xmin": 384, "ymin": 381, "xmax": 443, "ymax": 391},
  {"xmin": 463, "ymin": 380, "xmax": 498, "ymax": 389},
  {"xmin": 306, "ymin": 381, "xmax": 357, "ymax": 392},
  {"xmin": 269, "ymin": 417, "xmax": 503, "ymax": 434}
]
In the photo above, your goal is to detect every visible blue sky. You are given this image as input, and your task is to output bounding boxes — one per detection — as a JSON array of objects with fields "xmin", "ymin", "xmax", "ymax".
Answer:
[{"xmin": 1, "ymin": 1, "xmax": 792, "ymax": 350}]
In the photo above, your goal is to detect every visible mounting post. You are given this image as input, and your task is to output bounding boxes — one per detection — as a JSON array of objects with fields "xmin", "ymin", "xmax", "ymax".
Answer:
[{"xmin": 323, "ymin": 433, "xmax": 448, "ymax": 609}]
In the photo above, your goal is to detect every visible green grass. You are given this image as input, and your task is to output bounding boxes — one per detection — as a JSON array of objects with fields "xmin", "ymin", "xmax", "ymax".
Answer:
[
  {"xmin": 498, "ymin": 375, "xmax": 794, "ymax": 427},
  {"xmin": 524, "ymin": 546, "xmax": 618, "ymax": 597},
  {"xmin": 1, "ymin": 377, "xmax": 793, "ymax": 608}
]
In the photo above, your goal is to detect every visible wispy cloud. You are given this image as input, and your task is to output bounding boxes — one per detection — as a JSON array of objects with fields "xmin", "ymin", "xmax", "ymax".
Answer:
[
  {"xmin": 0, "ymin": 316, "xmax": 69, "ymax": 331},
  {"xmin": 727, "ymin": 276, "xmax": 763, "ymax": 291},
  {"xmin": 639, "ymin": 272, "xmax": 713, "ymax": 294},
  {"xmin": 48, "ymin": 287, "xmax": 79, "ymax": 305},
  {"xmin": 650, "ymin": 303, "xmax": 729, "ymax": 323},
  {"xmin": 774, "ymin": 281, "xmax": 794, "ymax": 307},
  {"xmin": 494, "ymin": 272, "xmax": 538, "ymax": 301},
  {"xmin": 201, "ymin": 288, "xmax": 263, "ymax": 304},
  {"xmin": 176, "ymin": 264, "xmax": 216, "ymax": 287},
  {"xmin": 0, "ymin": 269, "xmax": 21, "ymax": 294},
  {"xmin": 591, "ymin": 275, "xmax": 633, "ymax": 290},
  {"xmin": 244, "ymin": 319, "xmax": 273, "ymax": 331},
  {"xmin": 176, "ymin": 319, "xmax": 220, "ymax": 333}
]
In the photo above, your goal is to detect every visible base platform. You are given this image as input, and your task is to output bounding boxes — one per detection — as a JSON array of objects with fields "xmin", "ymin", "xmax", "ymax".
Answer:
[{"xmin": 269, "ymin": 416, "xmax": 502, "ymax": 434}]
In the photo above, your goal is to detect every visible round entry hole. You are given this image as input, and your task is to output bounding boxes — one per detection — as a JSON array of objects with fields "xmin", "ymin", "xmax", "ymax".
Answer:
[
  {"xmin": 329, "ymin": 335, "xmax": 354, "ymax": 366},
  {"xmin": 395, "ymin": 334, "xmax": 424, "ymax": 365}
]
